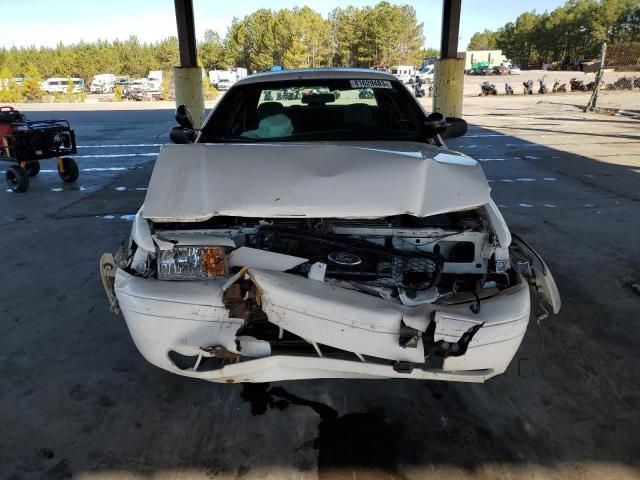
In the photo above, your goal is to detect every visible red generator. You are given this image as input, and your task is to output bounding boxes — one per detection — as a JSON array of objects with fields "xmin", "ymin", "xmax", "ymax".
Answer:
[{"xmin": 0, "ymin": 106, "xmax": 78, "ymax": 192}]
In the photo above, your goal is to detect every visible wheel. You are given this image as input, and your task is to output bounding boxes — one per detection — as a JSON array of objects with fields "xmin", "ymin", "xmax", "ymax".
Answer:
[
  {"xmin": 58, "ymin": 157, "xmax": 79, "ymax": 183},
  {"xmin": 26, "ymin": 161, "xmax": 40, "ymax": 177},
  {"xmin": 5, "ymin": 165, "xmax": 29, "ymax": 192},
  {"xmin": 492, "ymin": 90, "xmax": 497, "ymax": 95}
]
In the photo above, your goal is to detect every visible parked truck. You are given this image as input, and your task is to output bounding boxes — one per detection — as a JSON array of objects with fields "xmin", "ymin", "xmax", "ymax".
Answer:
[
  {"xmin": 208, "ymin": 68, "xmax": 248, "ymax": 89},
  {"xmin": 147, "ymin": 71, "xmax": 163, "ymax": 93},
  {"xmin": 464, "ymin": 50, "xmax": 511, "ymax": 73},
  {"xmin": 233, "ymin": 67, "xmax": 248, "ymax": 80},
  {"xmin": 208, "ymin": 69, "xmax": 233, "ymax": 87},
  {"xmin": 89, "ymin": 74, "xmax": 116, "ymax": 94}
]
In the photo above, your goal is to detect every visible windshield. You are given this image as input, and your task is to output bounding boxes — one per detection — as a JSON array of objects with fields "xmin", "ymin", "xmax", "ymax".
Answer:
[{"xmin": 199, "ymin": 78, "xmax": 427, "ymax": 143}]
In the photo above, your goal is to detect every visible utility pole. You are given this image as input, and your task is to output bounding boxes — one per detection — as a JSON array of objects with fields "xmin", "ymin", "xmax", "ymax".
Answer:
[{"xmin": 586, "ymin": 42, "xmax": 607, "ymax": 112}]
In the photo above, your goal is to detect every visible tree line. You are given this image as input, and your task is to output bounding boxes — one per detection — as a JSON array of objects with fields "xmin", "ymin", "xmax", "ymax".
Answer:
[
  {"xmin": 0, "ymin": 1, "xmax": 431, "ymax": 86},
  {"xmin": 467, "ymin": 0, "xmax": 640, "ymax": 67}
]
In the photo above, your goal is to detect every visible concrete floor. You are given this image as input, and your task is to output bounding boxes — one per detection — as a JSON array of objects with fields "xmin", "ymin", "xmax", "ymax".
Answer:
[{"xmin": 1, "ymin": 96, "xmax": 639, "ymax": 479}]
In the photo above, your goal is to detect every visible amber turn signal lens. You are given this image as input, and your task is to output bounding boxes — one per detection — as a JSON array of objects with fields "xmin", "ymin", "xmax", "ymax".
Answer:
[{"xmin": 200, "ymin": 247, "xmax": 227, "ymax": 278}]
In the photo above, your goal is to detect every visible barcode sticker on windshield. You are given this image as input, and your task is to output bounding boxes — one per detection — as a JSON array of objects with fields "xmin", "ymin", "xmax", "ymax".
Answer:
[{"xmin": 350, "ymin": 80, "xmax": 392, "ymax": 89}]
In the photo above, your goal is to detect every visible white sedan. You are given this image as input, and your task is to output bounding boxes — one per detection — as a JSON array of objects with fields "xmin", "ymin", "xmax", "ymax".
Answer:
[
  {"xmin": 509, "ymin": 67, "xmax": 522, "ymax": 75},
  {"xmin": 101, "ymin": 68, "xmax": 560, "ymax": 383}
]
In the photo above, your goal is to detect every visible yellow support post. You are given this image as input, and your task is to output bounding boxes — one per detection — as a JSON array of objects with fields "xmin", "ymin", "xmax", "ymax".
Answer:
[
  {"xmin": 173, "ymin": 66, "xmax": 205, "ymax": 129},
  {"xmin": 432, "ymin": 58, "xmax": 465, "ymax": 118}
]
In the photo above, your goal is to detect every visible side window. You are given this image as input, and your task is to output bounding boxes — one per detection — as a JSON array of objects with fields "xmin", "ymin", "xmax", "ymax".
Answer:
[{"xmin": 201, "ymin": 89, "xmax": 259, "ymax": 141}]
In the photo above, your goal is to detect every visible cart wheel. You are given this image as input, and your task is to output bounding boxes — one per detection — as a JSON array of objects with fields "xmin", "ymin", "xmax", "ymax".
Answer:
[
  {"xmin": 26, "ymin": 161, "xmax": 40, "ymax": 177},
  {"xmin": 6, "ymin": 165, "xmax": 29, "ymax": 192},
  {"xmin": 58, "ymin": 157, "xmax": 79, "ymax": 183}
]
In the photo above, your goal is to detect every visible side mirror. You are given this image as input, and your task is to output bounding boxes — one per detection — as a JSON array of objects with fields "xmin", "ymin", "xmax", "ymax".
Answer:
[
  {"xmin": 170, "ymin": 126, "xmax": 196, "ymax": 144},
  {"xmin": 441, "ymin": 117, "xmax": 468, "ymax": 140},
  {"xmin": 424, "ymin": 112, "xmax": 447, "ymax": 136},
  {"xmin": 175, "ymin": 104, "xmax": 194, "ymax": 129}
]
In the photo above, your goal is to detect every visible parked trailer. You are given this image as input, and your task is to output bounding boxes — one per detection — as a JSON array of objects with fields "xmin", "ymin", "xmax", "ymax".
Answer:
[
  {"xmin": 390, "ymin": 65, "xmax": 416, "ymax": 84},
  {"xmin": 41, "ymin": 78, "xmax": 84, "ymax": 94}
]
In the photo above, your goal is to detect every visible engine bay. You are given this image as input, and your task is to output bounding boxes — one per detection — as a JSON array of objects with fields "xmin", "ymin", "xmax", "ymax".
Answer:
[{"xmin": 122, "ymin": 207, "xmax": 517, "ymax": 308}]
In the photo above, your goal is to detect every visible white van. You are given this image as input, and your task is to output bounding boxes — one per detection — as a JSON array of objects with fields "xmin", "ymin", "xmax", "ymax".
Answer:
[
  {"xmin": 417, "ymin": 65, "xmax": 435, "ymax": 83},
  {"xmin": 42, "ymin": 78, "xmax": 85, "ymax": 94},
  {"xmin": 390, "ymin": 65, "xmax": 416, "ymax": 84}
]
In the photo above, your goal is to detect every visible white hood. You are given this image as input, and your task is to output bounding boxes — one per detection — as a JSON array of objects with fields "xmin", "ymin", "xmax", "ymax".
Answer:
[{"xmin": 142, "ymin": 142, "xmax": 490, "ymax": 222}]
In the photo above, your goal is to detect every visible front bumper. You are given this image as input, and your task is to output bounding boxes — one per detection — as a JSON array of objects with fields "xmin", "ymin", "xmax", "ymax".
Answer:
[{"xmin": 113, "ymin": 268, "xmax": 530, "ymax": 383}]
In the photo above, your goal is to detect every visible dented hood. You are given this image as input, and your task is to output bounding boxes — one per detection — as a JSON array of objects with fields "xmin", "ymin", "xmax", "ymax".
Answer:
[{"xmin": 143, "ymin": 142, "xmax": 490, "ymax": 222}]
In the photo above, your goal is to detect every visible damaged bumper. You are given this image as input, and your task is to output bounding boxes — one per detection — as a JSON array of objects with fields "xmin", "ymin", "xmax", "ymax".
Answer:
[{"xmin": 113, "ymin": 266, "xmax": 530, "ymax": 383}]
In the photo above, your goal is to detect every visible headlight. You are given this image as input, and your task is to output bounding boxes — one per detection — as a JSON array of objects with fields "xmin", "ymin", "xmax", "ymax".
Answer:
[{"xmin": 158, "ymin": 246, "xmax": 228, "ymax": 280}]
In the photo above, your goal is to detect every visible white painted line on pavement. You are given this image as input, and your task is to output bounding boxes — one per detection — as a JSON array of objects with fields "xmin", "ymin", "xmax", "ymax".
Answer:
[
  {"xmin": 490, "ymin": 177, "xmax": 558, "ymax": 183},
  {"xmin": 78, "ymin": 144, "xmax": 162, "ymax": 148},
  {"xmin": 75, "ymin": 153, "xmax": 158, "ymax": 159},
  {"xmin": 98, "ymin": 214, "xmax": 135, "ymax": 221},
  {"xmin": 82, "ymin": 167, "xmax": 131, "ymax": 172},
  {"xmin": 1, "ymin": 166, "xmax": 141, "ymax": 175},
  {"xmin": 113, "ymin": 187, "xmax": 148, "ymax": 191},
  {"xmin": 492, "ymin": 202, "xmax": 603, "ymax": 209},
  {"xmin": 464, "ymin": 134, "xmax": 506, "ymax": 138}
]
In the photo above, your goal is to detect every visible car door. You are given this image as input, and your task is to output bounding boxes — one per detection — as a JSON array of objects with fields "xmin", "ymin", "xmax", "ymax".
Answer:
[{"xmin": 510, "ymin": 234, "xmax": 561, "ymax": 316}]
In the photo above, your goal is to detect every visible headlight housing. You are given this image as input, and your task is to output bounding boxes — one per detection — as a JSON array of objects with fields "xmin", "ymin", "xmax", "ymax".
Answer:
[{"xmin": 158, "ymin": 246, "xmax": 228, "ymax": 280}]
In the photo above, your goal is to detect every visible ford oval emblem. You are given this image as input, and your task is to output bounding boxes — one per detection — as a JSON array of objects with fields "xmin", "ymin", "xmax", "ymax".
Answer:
[{"xmin": 327, "ymin": 252, "xmax": 362, "ymax": 266}]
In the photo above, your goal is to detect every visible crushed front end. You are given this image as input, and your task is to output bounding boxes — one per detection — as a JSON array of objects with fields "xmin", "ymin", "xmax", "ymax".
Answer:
[{"xmin": 101, "ymin": 202, "xmax": 547, "ymax": 383}]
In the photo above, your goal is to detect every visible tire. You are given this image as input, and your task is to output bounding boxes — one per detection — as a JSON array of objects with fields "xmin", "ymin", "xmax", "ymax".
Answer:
[
  {"xmin": 26, "ymin": 161, "xmax": 40, "ymax": 177},
  {"xmin": 58, "ymin": 157, "xmax": 79, "ymax": 183},
  {"xmin": 6, "ymin": 165, "xmax": 29, "ymax": 192}
]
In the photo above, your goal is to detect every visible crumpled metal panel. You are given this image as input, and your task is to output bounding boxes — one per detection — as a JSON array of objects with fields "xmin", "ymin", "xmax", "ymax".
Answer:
[{"xmin": 143, "ymin": 142, "xmax": 490, "ymax": 222}]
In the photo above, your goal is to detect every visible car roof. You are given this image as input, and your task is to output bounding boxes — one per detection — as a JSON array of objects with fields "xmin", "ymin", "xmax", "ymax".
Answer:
[{"xmin": 235, "ymin": 68, "xmax": 397, "ymax": 86}]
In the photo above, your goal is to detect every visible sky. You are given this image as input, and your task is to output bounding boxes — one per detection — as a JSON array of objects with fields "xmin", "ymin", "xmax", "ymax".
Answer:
[{"xmin": 2, "ymin": 0, "xmax": 567, "ymax": 50}]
